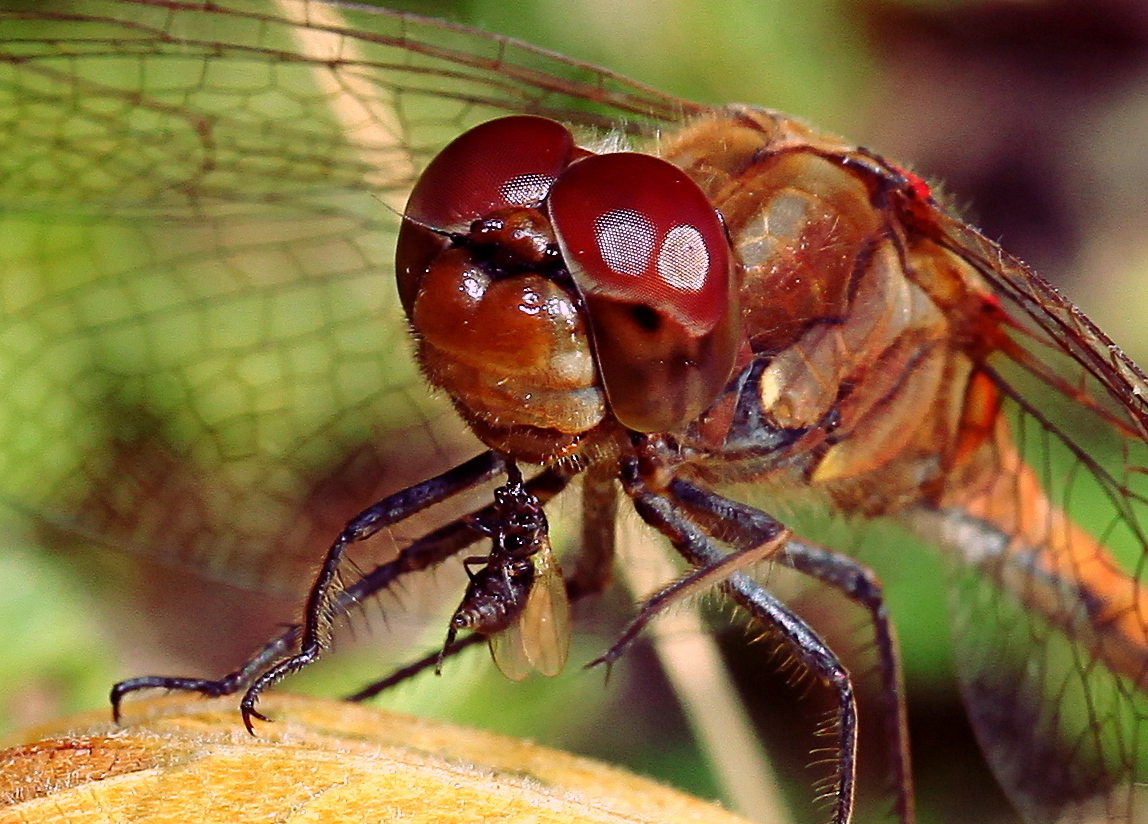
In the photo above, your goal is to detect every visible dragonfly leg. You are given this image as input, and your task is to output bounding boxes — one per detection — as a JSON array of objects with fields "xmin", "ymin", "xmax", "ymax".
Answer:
[
  {"xmin": 348, "ymin": 550, "xmax": 606, "ymax": 702},
  {"xmin": 619, "ymin": 459, "xmax": 858, "ymax": 824},
  {"xmin": 333, "ymin": 464, "xmax": 576, "ymax": 698},
  {"xmin": 109, "ymin": 452, "xmax": 574, "ymax": 726},
  {"xmin": 668, "ymin": 476, "xmax": 915, "ymax": 824},
  {"xmin": 570, "ymin": 462, "xmax": 620, "ymax": 599},
  {"xmin": 234, "ymin": 455, "xmax": 586, "ymax": 731},
  {"xmin": 110, "ymin": 625, "xmax": 301, "ymax": 721},
  {"xmin": 240, "ymin": 451, "xmax": 510, "ymax": 729},
  {"xmin": 773, "ymin": 538, "xmax": 915, "ymax": 824},
  {"xmin": 585, "ymin": 524, "xmax": 791, "ymax": 671},
  {"xmin": 350, "ymin": 468, "xmax": 622, "ymax": 700}
]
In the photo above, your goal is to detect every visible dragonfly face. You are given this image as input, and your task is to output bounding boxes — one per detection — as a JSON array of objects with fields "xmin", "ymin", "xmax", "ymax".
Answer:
[{"xmin": 2, "ymin": 3, "xmax": 1147, "ymax": 824}]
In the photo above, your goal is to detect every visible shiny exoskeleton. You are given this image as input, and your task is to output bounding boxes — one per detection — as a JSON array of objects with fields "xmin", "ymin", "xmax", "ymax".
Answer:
[
  {"xmin": 399, "ymin": 109, "xmax": 1007, "ymax": 513},
  {"xmin": 90, "ymin": 7, "xmax": 1148, "ymax": 822}
]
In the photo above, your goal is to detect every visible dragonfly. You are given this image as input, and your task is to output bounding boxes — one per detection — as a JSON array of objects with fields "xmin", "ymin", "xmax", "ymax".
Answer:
[{"xmin": 1, "ymin": 2, "xmax": 1146, "ymax": 823}]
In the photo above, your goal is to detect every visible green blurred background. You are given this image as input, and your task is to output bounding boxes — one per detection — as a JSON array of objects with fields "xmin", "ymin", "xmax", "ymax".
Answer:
[{"xmin": 5, "ymin": 1, "xmax": 1148, "ymax": 823}]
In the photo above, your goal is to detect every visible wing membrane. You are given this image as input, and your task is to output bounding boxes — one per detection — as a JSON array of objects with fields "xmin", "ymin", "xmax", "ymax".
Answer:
[
  {"xmin": 5, "ymin": 3, "xmax": 1148, "ymax": 820},
  {"xmin": 0, "ymin": 0, "xmax": 698, "ymax": 594},
  {"xmin": 911, "ymin": 209, "xmax": 1148, "ymax": 821}
]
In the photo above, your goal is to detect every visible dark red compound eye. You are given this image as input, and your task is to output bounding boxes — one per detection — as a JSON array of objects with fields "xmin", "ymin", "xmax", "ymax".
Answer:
[
  {"xmin": 405, "ymin": 115, "xmax": 574, "ymax": 229},
  {"xmin": 548, "ymin": 151, "xmax": 740, "ymax": 433},
  {"xmin": 396, "ymin": 116, "xmax": 575, "ymax": 315}
]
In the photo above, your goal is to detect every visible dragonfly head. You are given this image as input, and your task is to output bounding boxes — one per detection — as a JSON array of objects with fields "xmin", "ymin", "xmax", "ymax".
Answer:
[{"xmin": 396, "ymin": 116, "xmax": 742, "ymax": 460}]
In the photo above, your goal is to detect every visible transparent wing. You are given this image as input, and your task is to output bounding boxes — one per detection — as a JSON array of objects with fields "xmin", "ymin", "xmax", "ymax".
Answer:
[
  {"xmin": 488, "ymin": 617, "xmax": 534, "ymax": 683},
  {"xmin": 488, "ymin": 543, "xmax": 570, "ymax": 681},
  {"xmin": 910, "ymin": 208, "xmax": 1148, "ymax": 822},
  {"xmin": 518, "ymin": 544, "xmax": 571, "ymax": 677},
  {"xmin": 0, "ymin": 0, "xmax": 702, "ymax": 595}
]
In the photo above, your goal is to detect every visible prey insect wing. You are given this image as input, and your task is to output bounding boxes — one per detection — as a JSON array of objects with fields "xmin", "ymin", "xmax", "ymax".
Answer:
[{"xmin": 505, "ymin": 538, "xmax": 571, "ymax": 679}]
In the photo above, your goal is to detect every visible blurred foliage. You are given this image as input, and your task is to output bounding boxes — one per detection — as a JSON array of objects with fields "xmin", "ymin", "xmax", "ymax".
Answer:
[
  {"xmin": 384, "ymin": 0, "xmax": 875, "ymax": 129},
  {"xmin": 5, "ymin": 2, "xmax": 1148, "ymax": 823}
]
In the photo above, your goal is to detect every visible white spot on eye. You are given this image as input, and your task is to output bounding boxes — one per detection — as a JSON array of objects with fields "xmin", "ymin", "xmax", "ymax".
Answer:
[
  {"xmin": 594, "ymin": 208, "xmax": 654, "ymax": 276},
  {"xmin": 501, "ymin": 173, "xmax": 554, "ymax": 206},
  {"xmin": 657, "ymin": 224, "xmax": 709, "ymax": 291}
]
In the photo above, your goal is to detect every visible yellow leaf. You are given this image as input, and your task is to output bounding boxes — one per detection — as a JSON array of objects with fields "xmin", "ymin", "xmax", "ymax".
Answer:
[{"xmin": 0, "ymin": 694, "xmax": 752, "ymax": 824}]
